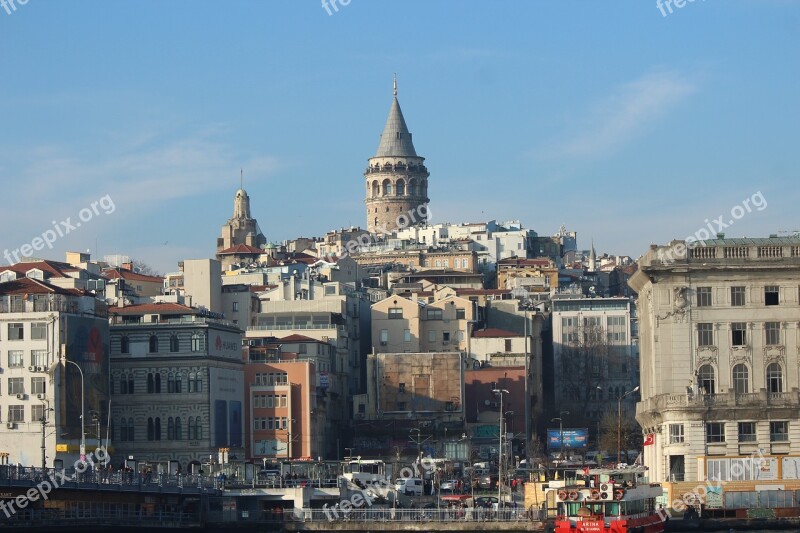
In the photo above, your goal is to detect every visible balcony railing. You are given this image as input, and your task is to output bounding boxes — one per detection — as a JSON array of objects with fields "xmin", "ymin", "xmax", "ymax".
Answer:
[{"xmin": 639, "ymin": 390, "xmax": 798, "ymax": 414}]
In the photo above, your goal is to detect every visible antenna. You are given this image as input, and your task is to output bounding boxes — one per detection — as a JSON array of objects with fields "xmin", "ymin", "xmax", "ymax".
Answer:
[
  {"xmin": 240, "ymin": 168, "xmax": 243, "ymax": 190},
  {"xmin": 393, "ymin": 74, "xmax": 397, "ymax": 97}
]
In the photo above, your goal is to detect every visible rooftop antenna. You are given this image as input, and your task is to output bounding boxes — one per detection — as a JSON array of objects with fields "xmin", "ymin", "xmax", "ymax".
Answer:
[{"xmin": 240, "ymin": 168, "xmax": 243, "ymax": 190}]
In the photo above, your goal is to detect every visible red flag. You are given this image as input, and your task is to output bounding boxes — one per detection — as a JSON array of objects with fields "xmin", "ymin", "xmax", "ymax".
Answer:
[{"xmin": 643, "ymin": 433, "xmax": 655, "ymax": 446}]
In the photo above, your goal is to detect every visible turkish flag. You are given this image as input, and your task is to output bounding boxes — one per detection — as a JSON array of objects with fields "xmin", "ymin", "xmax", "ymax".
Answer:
[{"xmin": 643, "ymin": 433, "xmax": 655, "ymax": 446}]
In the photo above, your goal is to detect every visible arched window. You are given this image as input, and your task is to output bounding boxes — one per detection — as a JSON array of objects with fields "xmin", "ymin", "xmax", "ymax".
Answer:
[
  {"xmin": 408, "ymin": 179, "xmax": 417, "ymax": 196},
  {"xmin": 120, "ymin": 374, "xmax": 128, "ymax": 394},
  {"xmin": 175, "ymin": 373, "xmax": 183, "ymax": 393},
  {"xmin": 188, "ymin": 417, "xmax": 195, "ymax": 440},
  {"xmin": 147, "ymin": 373, "xmax": 154, "ymax": 394},
  {"xmin": 154, "ymin": 417, "xmax": 161, "ymax": 441},
  {"xmin": 371, "ymin": 180, "xmax": 379, "ymax": 197},
  {"xmin": 382, "ymin": 180, "xmax": 392, "ymax": 196},
  {"xmin": 155, "ymin": 373, "xmax": 161, "ymax": 393},
  {"xmin": 120, "ymin": 418, "xmax": 128, "ymax": 441},
  {"xmin": 147, "ymin": 417, "xmax": 154, "ymax": 441},
  {"xmin": 128, "ymin": 418, "xmax": 135, "ymax": 441},
  {"xmin": 168, "ymin": 417, "xmax": 175, "ymax": 440},
  {"xmin": 732, "ymin": 364, "xmax": 749, "ymax": 394},
  {"xmin": 191, "ymin": 333, "xmax": 204, "ymax": 352},
  {"xmin": 195, "ymin": 417, "xmax": 203, "ymax": 440},
  {"xmin": 396, "ymin": 179, "xmax": 405, "ymax": 196},
  {"xmin": 698, "ymin": 364, "xmax": 715, "ymax": 394},
  {"xmin": 767, "ymin": 363, "xmax": 783, "ymax": 393},
  {"xmin": 120, "ymin": 336, "xmax": 130, "ymax": 354},
  {"xmin": 170, "ymin": 334, "xmax": 179, "ymax": 353},
  {"xmin": 175, "ymin": 417, "xmax": 182, "ymax": 440},
  {"xmin": 149, "ymin": 335, "xmax": 158, "ymax": 353}
]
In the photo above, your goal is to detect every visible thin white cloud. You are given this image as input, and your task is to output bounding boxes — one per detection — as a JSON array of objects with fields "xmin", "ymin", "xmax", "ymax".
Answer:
[{"xmin": 536, "ymin": 70, "xmax": 697, "ymax": 159}]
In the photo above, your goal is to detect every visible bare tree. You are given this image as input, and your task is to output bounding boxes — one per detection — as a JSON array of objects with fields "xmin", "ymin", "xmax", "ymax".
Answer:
[{"xmin": 129, "ymin": 258, "xmax": 162, "ymax": 277}]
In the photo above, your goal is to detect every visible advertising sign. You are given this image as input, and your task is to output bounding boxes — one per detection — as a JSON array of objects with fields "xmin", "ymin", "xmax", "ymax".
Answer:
[{"xmin": 547, "ymin": 428, "xmax": 589, "ymax": 449}]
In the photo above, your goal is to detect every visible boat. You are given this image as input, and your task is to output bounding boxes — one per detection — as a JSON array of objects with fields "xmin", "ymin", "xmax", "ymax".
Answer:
[{"xmin": 549, "ymin": 466, "xmax": 666, "ymax": 533}]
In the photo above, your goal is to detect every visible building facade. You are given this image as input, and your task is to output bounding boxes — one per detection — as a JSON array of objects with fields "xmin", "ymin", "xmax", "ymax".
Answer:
[
  {"xmin": 109, "ymin": 302, "xmax": 244, "ymax": 471},
  {"xmin": 631, "ymin": 237, "xmax": 800, "ymax": 485}
]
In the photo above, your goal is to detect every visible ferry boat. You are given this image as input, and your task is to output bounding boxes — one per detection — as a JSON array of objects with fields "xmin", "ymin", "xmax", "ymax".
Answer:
[{"xmin": 550, "ymin": 466, "xmax": 665, "ymax": 533}]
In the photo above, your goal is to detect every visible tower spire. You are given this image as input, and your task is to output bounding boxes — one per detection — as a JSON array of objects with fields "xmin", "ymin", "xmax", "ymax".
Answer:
[
  {"xmin": 240, "ymin": 168, "xmax": 243, "ymax": 190},
  {"xmin": 393, "ymin": 74, "xmax": 397, "ymax": 97}
]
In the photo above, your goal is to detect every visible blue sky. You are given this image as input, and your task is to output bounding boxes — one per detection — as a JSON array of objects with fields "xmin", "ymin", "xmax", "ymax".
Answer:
[{"xmin": 1, "ymin": 0, "xmax": 798, "ymax": 272}]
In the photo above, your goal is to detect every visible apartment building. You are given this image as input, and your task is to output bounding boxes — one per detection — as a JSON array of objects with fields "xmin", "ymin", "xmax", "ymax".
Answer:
[{"xmin": 631, "ymin": 236, "xmax": 800, "ymax": 486}]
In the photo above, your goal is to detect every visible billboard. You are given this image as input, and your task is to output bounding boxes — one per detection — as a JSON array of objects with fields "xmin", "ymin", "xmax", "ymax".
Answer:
[
  {"xmin": 64, "ymin": 316, "xmax": 109, "ymax": 444},
  {"xmin": 547, "ymin": 428, "xmax": 589, "ymax": 450}
]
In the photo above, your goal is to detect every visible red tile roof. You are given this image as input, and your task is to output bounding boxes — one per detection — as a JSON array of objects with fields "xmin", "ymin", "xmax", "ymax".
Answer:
[
  {"xmin": 280, "ymin": 334, "xmax": 322, "ymax": 343},
  {"xmin": 0, "ymin": 277, "xmax": 87, "ymax": 296},
  {"xmin": 472, "ymin": 328, "xmax": 523, "ymax": 338},
  {"xmin": 218, "ymin": 244, "xmax": 263, "ymax": 255},
  {"xmin": 0, "ymin": 260, "xmax": 81, "ymax": 280},
  {"xmin": 102, "ymin": 268, "xmax": 164, "ymax": 283},
  {"xmin": 109, "ymin": 302, "xmax": 199, "ymax": 316}
]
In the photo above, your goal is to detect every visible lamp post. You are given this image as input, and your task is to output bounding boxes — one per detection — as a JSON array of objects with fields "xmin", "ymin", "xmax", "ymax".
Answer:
[
  {"xmin": 493, "ymin": 388, "xmax": 509, "ymax": 511},
  {"xmin": 551, "ymin": 410, "xmax": 569, "ymax": 462},
  {"xmin": 617, "ymin": 386, "xmax": 640, "ymax": 464},
  {"xmin": 64, "ymin": 360, "xmax": 86, "ymax": 459},
  {"xmin": 285, "ymin": 419, "xmax": 296, "ymax": 461}
]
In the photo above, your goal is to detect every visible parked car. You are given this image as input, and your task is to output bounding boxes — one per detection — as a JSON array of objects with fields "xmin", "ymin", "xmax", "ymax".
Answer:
[
  {"xmin": 395, "ymin": 477, "xmax": 424, "ymax": 496},
  {"xmin": 440, "ymin": 479, "xmax": 460, "ymax": 493},
  {"xmin": 478, "ymin": 474, "xmax": 498, "ymax": 490},
  {"xmin": 475, "ymin": 496, "xmax": 498, "ymax": 509}
]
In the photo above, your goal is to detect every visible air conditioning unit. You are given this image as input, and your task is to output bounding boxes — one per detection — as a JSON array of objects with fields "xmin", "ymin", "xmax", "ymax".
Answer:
[
  {"xmin": 36, "ymin": 367, "xmax": 44, "ymax": 372},
  {"xmin": 6, "ymin": 423, "xmax": 15, "ymax": 430},
  {"xmin": 28, "ymin": 366, "xmax": 35, "ymax": 372},
  {"xmin": 36, "ymin": 393, "xmax": 44, "ymax": 400},
  {"xmin": 15, "ymin": 393, "xmax": 24, "ymax": 400}
]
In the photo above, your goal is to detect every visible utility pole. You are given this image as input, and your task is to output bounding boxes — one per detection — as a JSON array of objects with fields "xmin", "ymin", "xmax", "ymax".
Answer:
[{"xmin": 493, "ymin": 388, "xmax": 509, "ymax": 511}]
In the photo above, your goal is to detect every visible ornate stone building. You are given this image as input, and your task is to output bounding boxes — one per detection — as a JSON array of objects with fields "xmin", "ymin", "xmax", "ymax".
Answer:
[
  {"xmin": 364, "ymin": 80, "xmax": 430, "ymax": 234},
  {"xmin": 216, "ymin": 186, "xmax": 267, "ymax": 269}
]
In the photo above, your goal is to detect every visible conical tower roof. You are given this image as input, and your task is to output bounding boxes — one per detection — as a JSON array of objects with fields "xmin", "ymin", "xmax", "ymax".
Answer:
[{"xmin": 374, "ymin": 79, "xmax": 418, "ymax": 158}]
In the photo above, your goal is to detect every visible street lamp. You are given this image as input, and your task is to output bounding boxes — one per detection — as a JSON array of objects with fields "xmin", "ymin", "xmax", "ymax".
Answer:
[
  {"xmin": 64, "ymin": 360, "xmax": 86, "ymax": 459},
  {"xmin": 551, "ymin": 410, "xmax": 569, "ymax": 462},
  {"xmin": 617, "ymin": 386, "xmax": 640, "ymax": 464},
  {"xmin": 285, "ymin": 419, "xmax": 296, "ymax": 460},
  {"xmin": 493, "ymin": 388, "xmax": 509, "ymax": 511}
]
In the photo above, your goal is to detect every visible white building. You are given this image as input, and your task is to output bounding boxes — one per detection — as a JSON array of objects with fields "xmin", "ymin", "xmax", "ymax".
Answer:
[{"xmin": 631, "ymin": 237, "xmax": 800, "ymax": 487}]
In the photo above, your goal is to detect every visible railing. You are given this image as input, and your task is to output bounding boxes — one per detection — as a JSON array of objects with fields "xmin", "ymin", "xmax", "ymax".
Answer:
[
  {"xmin": 289, "ymin": 507, "xmax": 536, "ymax": 523},
  {"xmin": 248, "ymin": 323, "xmax": 336, "ymax": 331},
  {"xmin": 0, "ymin": 508, "xmax": 200, "ymax": 526}
]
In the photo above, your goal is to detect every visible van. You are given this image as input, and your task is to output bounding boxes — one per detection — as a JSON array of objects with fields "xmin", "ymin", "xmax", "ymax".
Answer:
[{"xmin": 395, "ymin": 477, "xmax": 424, "ymax": 496}]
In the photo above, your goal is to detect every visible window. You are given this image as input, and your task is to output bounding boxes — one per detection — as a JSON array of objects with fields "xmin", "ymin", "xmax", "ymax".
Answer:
[
  {"xmin": 299, "ymin": 344, "xmax": 307, "ymax": 354},
  {"xmin": 732, "ymin": 364, "xmax": 749, "ymax": 394},
  {"xmin": 379, "ymin": 329, "xmax": 388, "ymax": 346},
  {"xmin": 8, "ymin": 406, "xmax": 24, "ymax": 423},
  {"xmin": 504, "ymin": 339, "xmax": 512, "ymax": 352},
  {"xmin": 7, "ymin": 351, "xmax": 23, "ymax": 368},
  {"xmin": 232, "ymin": 301, "xmax": 239, "ymax": 312},
  {"xmin": 170, "ymin": 335, "xmax": 179, "ymax": 353},
  {"xmin": 770, "ymin": 421, "xmax": 788, "ymax": 442},
  {"xmin": 31, "ymin": 322, "xmax": 47, "ymax": 340},
  {"xmin": 175, "ymin": 417, "xmax": 182, "ymax": 440},
  {"xmin": 195, "ymin": 417, "xmax": 202, "ymax": 440},
  {"xmin": 147, "ymin": 373, "xmax": 161, "ymax": 394},
  {"xmin": 731, "ymin": 322, "xmax": 747, "ymax": 346},
  {"xmin": 706, "ymin": 422, "xmax": 725, "ymax": 443},
  {"xmin": 403, "ymin": 329, "xmax": 411, "ymax": 342},
  {"xmin": 281, "ymin": 417, "xmax": 287, "ymax": 429},
  {"xmin": 31, "ymin": 404, "xmax": 45, "ymax": 423},
  {"xmin": 669, "ymin": 424, "xmax": 684, "ymax": 444},
  {"xmin": 698, "ymin": 364, "xmax": 715, "ymax": 394},
  {"xmin": 397, "ymin": 402, "xmax": 406, "ymax": 411},
  {"xmin": 398, "ymin": 383, "xmax": 406, "ymax": 393},
  {"xmin": 428, "ymin": 330, "xmax": 436, "ymax": 342},
  {"xmin": 765, "ymin": 286, "xmax": 779, "ymax": 306},
  {"xmin": 31, "ymin": 378, "xmax": 45, "ymax": 395},
  {"xmin": 8, "ymin": 378, "xmax": 24, "ymax": 395},
  {"xmin": 426, "ymin": 309, "xmax": 442, "ymax": 320},
  {"xmin": 147, "ymin": 418, "xmax": 155, "ymax": 441},
  {"xmin": 697, "ymin": 287, "xmax": 712, "ymax": 307},
  {"xmin": 324, "ymin": 285, "xmax": 336, "ymax": 295},
  {"xmin": 8, "ymin": 323, "xmax": 23, "ymax": 341},
  {"xmin": 738, "ymin": 422, "xmax": 756, "ymax": 443},
  {"xmin": 127, "ymin": 418, "xmax": 135, "ymax": 441},
  {"xmin": 388, "ymin": 308, "xmax": 403, "ymax": 319},
  {"xmin": 442, "ymin": 332, "xmax": 451, "ymax": 344},
  {"xmin": 31, "ymin": 350, "xmax": 46, "ymax": 367},
  {"xmin": 149, "ymin": 335, "xmax": 159, "ymax": 353},
  {"xmin": 167, "ymin": 417, "xmax": 175, "ymax": 440},
  {"xmin": 766, "ymin": 363, "xmax": 783, "ymax": 393},
  {"xmin": 174, "ymin": 374, "xmax": 182, "ymax": 393},
  {"xmin": 697, "ymin": 323, "xmax": 714, "ymax": 346},
  {"xmin": 280, "ymin": 395, "xmax": 287, "ymax": 407},
  {"xmin": 765, "ymin": 322, "xmax": 781, "ymax": 346},
  {"xmin": 731, "ymin": 286, "xmax": 745, "ymax": 306},
  {"xmin": 120, "ymin": 336, "xmax": 130, "ymax": 354},
  {"xmin": 456, "ymin": 308, "xmax": 466, "ymax": 320},
  {"xmin": 191, "ymin": 333, "xmax": 204, "ymax": 352}
]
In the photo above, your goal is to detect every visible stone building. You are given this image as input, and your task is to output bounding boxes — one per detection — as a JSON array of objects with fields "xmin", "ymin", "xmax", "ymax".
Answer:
[
  {"xmin": 109, "ymin": 302, "xmax": 244, "ymax": 472},
  {"xmin": 216, "ymin": 186, "xmax": 267, "ymax": 270},
  {"xmin": 630, "ymin": 236, "xmax": 800, "ymax": 486},
  {"xmin": 364, "ymin": 80, "xmax": 429, "ymax": 233}
]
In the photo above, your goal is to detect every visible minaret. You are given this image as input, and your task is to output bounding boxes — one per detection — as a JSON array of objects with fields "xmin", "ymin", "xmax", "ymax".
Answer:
[
  {"xmin": 364, "ymin": 77, "xmax": 430, "ymax": 234},
  {"xmin": 588, "ymin": 240, "xmax": 597, "ymax": 272}
]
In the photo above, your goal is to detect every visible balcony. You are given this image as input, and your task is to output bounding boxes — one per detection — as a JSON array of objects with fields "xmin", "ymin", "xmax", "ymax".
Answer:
[{"xmin": 638, "ymin": 389, "xmax": 799, "ymax": 416}]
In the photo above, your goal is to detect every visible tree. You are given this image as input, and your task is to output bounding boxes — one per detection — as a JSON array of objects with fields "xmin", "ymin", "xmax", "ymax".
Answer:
[
  {"xmin": 129, "ymin": 258, "xmax": 162, "ymax": 277},
  {"xmin": 598, "ymin": 409, "xmax": 641, "ymax": 465}
]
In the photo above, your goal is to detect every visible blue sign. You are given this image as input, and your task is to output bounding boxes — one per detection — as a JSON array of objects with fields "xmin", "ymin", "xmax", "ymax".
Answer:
[{"xmin": 547, "ymin": 428, "xmax": 589, "ymax": 450}]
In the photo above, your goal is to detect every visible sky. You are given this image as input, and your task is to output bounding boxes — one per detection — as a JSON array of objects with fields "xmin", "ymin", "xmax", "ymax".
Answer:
[{"xmin": 1, "ymin": 0, "xmax": 798, "ymax": 273}]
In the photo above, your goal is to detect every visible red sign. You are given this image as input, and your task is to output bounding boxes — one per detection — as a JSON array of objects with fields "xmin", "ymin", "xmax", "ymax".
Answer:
[{"xmin": 643, "ymin": 433, "xmax": 655, "ymax": 446}]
